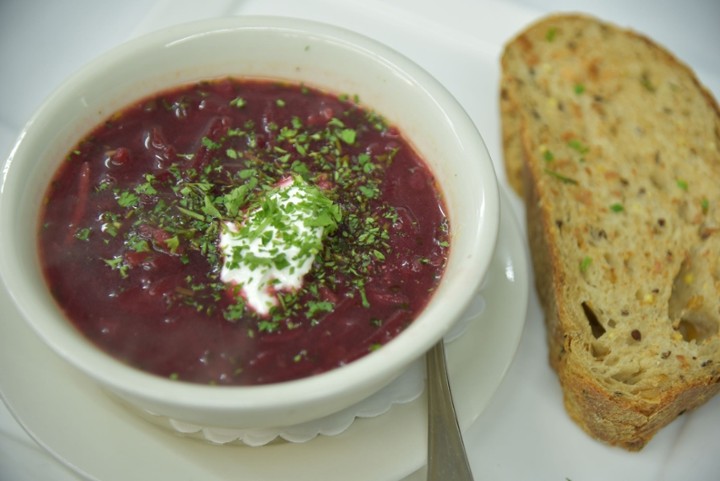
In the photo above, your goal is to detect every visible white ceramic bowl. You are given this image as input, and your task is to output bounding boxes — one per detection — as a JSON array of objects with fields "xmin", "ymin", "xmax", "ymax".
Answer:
[{"xmin": 0, "ymin": 16, "xmax": 499, "ymax": 430}]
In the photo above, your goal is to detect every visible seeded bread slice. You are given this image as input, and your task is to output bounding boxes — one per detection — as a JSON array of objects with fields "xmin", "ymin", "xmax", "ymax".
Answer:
[{"xmin": 500, "ymin": 13, "xmax": 720, "ymax": 450}]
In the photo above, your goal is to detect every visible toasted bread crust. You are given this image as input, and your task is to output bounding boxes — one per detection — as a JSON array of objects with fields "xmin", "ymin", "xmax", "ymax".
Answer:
[{"xmin": 502, "ymin": 13, "xmax": 720, "ymax": 450}]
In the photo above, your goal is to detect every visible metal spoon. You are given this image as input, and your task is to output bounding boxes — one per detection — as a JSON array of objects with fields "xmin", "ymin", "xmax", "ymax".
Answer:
[{"xmin": 426, "ymin": 340, "xmax": 475, "ymax": 480}]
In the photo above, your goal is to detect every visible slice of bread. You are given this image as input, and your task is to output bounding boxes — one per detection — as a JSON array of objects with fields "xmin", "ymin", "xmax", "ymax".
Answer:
[{"xmin": 500, "ymin": 13, "xmax": 720, "ymax": 450}]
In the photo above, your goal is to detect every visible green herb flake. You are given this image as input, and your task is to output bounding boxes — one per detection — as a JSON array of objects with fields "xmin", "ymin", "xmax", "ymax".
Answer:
[
  {"xmin": 291, "ymin": 160, "xmax": 310, "ymax": 176},
  {"xmin": 339, "ymin": 128, "xmax": 357, "ymax": 145},
  {"xmin": 543, "ymin": 149, "xmax": 555, "ymax": 162},
  {"xmin": 676, "ymin": 179, "xmax": 688, "ymax": 191},
  {"xmin": 567, "ymin": 139, "xmax": 590, "ymax": 155},
  {"xmin": 224, "ymin": 299, "xmax": 246, "ymax": 322},
  {"xmin": 546, "ymin": 27, "xmax": 558, "ymax": 42},
  {"xmin": 306, "ymin": 300, "xmax": 334, "ymax": 318},
  {"xmin": 74, "ymin": 227, "xmax": 92, "ymax": 241},
  {"xmin": 96, "ymin": 179, "xmax": 112, "ymax": 192},
  {"xmin": 139, "ymin": 184, "xmax": 158, "ymax": 199},
  {"xmin": 165, "ymin": 235, "xmax": 180, "ymax": 253},
  {"xmin": 230, "ymin": 97, "xmax": 247, "ymax": 108},
  {"xmin": 544, "ymin": 169, "xmax": 578, "ymax": 185},
  {"xmin": 239, "ymin": 168, "xmax": 256, "ymax": 179},
  {"xmin": 579, "ymin": 256, "xmax": 592, "ymax": 273},
  {"xmin": 574, "ymin": 83, "xmax": 586, "ymax": 95},
  {"xmin": 222, "ymin": 185, "xmax": 250, "ymax": 218},
  {"xmin": 201, "ymin": 195, "xmax": 222, "ymax": 219},
  {"xmin": 359, "ymin": 184, "xmax": 379, "ymax": 199},
  {"xmin": 127, "ymin": 234, "xmax": 150, "ymax": 253},
  {"xmin": 201, "ymin": 136, "xmax": 222, "ymax": 150},
  {"xmin": 117, "ymin": 191, "xmax": 139, "ymax": 208},
  {"xmin": 609, "ymin": 203, "xmax": 624, "ymax": 213},
  {"xmin": 100, "ymin": 213, "xmax": 121, "ymax": 237},
  {"xmin": 103, "ymin": 256, "xmax": 129, "ymax": 278},
  {"xmin": 176, "ymin": 205, "xmax": 205, "ymax": 221},
  {"xmin": 701, "ymin": 197, "xmax": 709, "ymax": 214},
  {"xmin": 640, "ymin": 73, "xmax": 656, "ymax": 92},
  {"xmin": 258, "ymin": 319, "xmax": 279, "ymax": 333}
]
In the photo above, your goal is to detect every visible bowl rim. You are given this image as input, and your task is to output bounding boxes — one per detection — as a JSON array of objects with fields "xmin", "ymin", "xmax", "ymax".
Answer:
[{"xmin": 0, "ymin": 15, "xmax": 499, "ymax": 418}]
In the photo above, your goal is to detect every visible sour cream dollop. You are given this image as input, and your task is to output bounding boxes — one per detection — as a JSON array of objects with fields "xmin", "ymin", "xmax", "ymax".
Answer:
[{"xmin": 219, "ymin": 176, "xmax": 341, "ymax": 315}]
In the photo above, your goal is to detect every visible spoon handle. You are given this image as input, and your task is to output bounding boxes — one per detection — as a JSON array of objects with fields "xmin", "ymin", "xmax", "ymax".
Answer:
[{"xmin": 426, "ymin": 340, "xmax": 475, "ymax": 481}]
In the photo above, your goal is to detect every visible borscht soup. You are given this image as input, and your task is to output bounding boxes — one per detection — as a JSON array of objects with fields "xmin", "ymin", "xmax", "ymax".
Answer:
[{"xmin": 39, "ymin": 79, "xmax": 449, "ymax": 385}]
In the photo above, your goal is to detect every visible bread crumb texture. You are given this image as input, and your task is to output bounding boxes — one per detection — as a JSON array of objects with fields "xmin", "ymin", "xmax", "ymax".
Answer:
[{"xmin": 501, "ymin": 13, "xmax": 720, "ymax": 450}]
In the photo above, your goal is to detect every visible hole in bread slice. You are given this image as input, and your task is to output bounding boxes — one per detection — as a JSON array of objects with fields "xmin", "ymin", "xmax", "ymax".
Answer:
[
  {"xmin": 668, "ymin": 235, "xmax": 720, "ymax": 343},
  {"xmin": 582, "ymin": 301, "xmax": 607, "ymax": 339},
  {"xmin": 675, "ymin": 318, "xmax": 718, "ymax": 343}
]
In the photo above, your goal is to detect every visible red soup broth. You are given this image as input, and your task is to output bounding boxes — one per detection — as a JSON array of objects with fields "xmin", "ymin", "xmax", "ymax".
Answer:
[{"xmin": 39, "ymin": 79, "xmax": 449, "ymax": 385}]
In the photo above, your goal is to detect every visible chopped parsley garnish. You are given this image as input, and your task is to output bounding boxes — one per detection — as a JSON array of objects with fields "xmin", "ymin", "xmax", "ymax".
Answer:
[
  {"xmin": 201, "ymin": 136, "xmax": 222, "ymax": 150},
  {"xmin": 40, "ymin": 78, "xmax": 453, "ymax": 386},
  {"xmin": 221, "ymin": 176, "xmax": 342, "ymax": 286},
  {"xmin": 229, "ymin": 97, "xmax": 246, "ymax": 108},
  {"xmin": 116, "ymin": 190, "xmax": 139, "ymax": 208},
  {"xmin": 306, "ymin": 300, "xmax": 334, "ymax": 318},
  {"xmin": 103, "ymin": 256, "xmax": 129, "ymax": 278},
  {"xmin": 89, "ymin": 83, "xmax": 446, "ymax": 337},
  {"xmin": 74, "ymin": 227, "xmax": 92, "ymax": 241},
  {"xmin": 339, "ymin": 128, "xmax": 357, "ymax": 145}
]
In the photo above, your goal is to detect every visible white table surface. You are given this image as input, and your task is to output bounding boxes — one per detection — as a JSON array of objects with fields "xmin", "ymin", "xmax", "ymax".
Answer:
[{"xmin": 1, "ymin": 1, "xmax": 719, "ymax": 480}]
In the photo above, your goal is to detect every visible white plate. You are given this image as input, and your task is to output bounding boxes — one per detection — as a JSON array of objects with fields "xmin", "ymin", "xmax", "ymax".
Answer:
[{"xmin": 0, "ymin": 189, "xmax": 528, "ymax": 481}]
